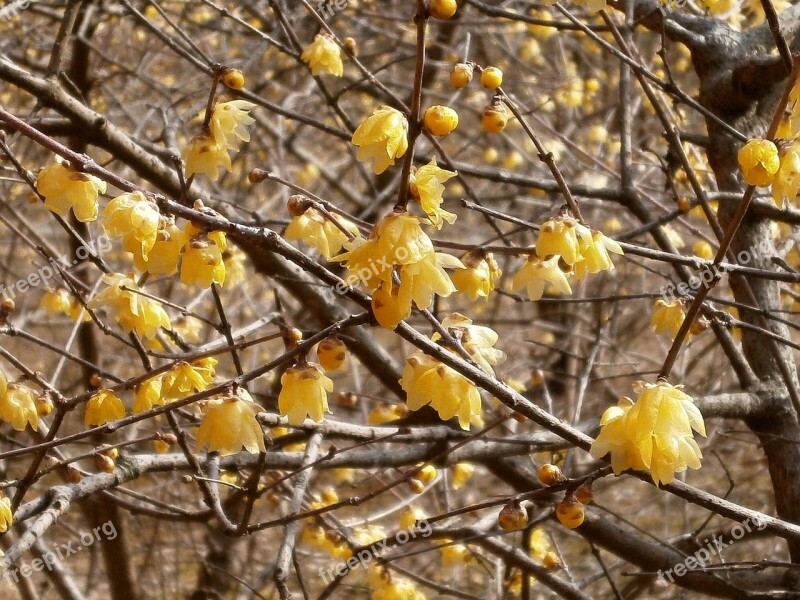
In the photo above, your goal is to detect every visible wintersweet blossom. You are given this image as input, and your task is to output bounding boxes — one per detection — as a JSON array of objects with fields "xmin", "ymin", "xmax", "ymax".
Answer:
[
  {"xmin": 590, "ymin": 381, "xmax": 705, "ymax": 485},
  {"xmin": 278, "ymin": 363, "xmax": 333, "ymax": 425},
  {"xmin": 36, "ymin": 161, "xmax": 107, "ymax": 222},
  {"xmin": 410, "ymin": 158, "xmax": 457, "ymax": 228},
  {"xmin": 195, "ymin": 389, "xmax": 266, "ymax": 455},
  {"xmin": 351, "ymin": 106, "xmax": 408, "ymax": 174},
  {"xmin": 511, "ymin": 255, "xmax": 572, "ymax": 301},
  {"xmin": 301, "ymin": 33, "xmax": 343, "ymax": 76}
]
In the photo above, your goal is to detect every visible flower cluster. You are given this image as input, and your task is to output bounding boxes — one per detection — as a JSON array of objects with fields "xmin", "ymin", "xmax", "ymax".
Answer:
[
  {"xmin": 284, "ymin": 198, "xmax": 360, "ymax": 259},
  {"xmin": 512, "ymin": 214, "xmax": 622, "ymax": 300},
  {"xmin": 332, "ymin": 212, "xmax": 459, "ymax": 329},
  {"xmin": 590, "ymin": 381, "xmax": 706, "ymax": 485},
  {"xmin": 89, "ymin": 273, "xmax": 172, "ymax": 340}
]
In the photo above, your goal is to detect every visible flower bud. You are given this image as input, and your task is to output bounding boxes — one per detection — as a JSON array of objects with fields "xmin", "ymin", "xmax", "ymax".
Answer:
[
  {"xmin": 429, "ymin": 0, "xmax": 458, "ymax": 19},
  {"xmin": 498, "ymin": 502, "xmax": 528, "ymax": 530},
  {"xmin": 555, "ymin": 497, "xmax": 585, "ymax": 529},
  {"xmin": 482, "ymin": 99, "xmax": 509, "ymax": 133},
  {"xmin": 221, "ymin": 68, "xmax": 245, "ymax": 90},
  {"xmin": 480, "ymin": 66, "xmax": 503, "ymax": 90},
  {"xmin": 538, "ymin": 463, "xmax": 566, "ymax": 486},
  {"xmin": 450, "ymin": 63, "xmax": 473, "ymax": 88}
]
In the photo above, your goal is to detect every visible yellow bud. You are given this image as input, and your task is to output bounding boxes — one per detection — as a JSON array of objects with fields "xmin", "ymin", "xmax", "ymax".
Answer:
[
  {"xmin": 543, "ymin": 551, "xmax": 562, "ymax": 570},
  {"xmin": 343, "ymin": 37, "xmax": 358, "ymax": 56},
  {"xmin": 450, "ymin": 63, "xmax": 473, "ymax": 88},
  {"xmin": 555, "ymin": 497, "xmax": 584, "ymax": 529},
  {"xmin": 222, "ymin": 68, "xmax": 245, "ymax": 90},
  {"xmin": 481, "ymin": 66, "xmax": 504, "ymax": 90},
  {"xmin": 417, "ymin": 464, "xmax": 437, "ymax": 484},
  {"xmin": 153, "ymin": 439, "xmax": 171, "ymax": 453},
  {"xmin": 65, "ymin": 466, "xmax": 82, "ymax": 483},
  {"xmin": 336, "ymin": 391, "xmax": 358, "ymax": 407},
  {"xmin": 36, "ymin": 396, "xmax": 53, "ymax": 416},
  {"xmin": 482, "ymin": 101, "xmax": 508, "ymax": 133},
  {"xmin": 538, "ymin": 464, "xmax": 566, "ymax": 486},
  {"xmin": 408, "ymin": 478, "xmax": 425, "ymax": 494},
  {"xmin": 498, "ymin": 502, "xmax": 528, "ymax": 530},
  {"xmin": 575, "ymin": 482, "xmax": 593, "ymax": 505},
  {"xmin": 429, "ymin": 0, "xmax": 458, "ymax": 19},
  {"xmin": 95, "ymin": 454, "xmax": 116, "ymax": 473},
  {"xmin": 317, "ymin": 337, "xmax": 347, "ymax": 371},
  {"xmin": 423, "ymin": 105, "xmax": 459, "ymax": 136}
]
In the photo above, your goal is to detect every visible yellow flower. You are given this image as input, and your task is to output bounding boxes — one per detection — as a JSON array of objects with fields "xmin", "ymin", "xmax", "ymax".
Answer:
[
  {"xmin": 133, "ymin": 375, "xmax": 165, "ymax": 414},
  {"xmin": 434, "ymin": 313, "xmax": 505, "ymax": 375},
  {"xmin": 452, "ymin": 252, "xmax": 501, "ymax": 301},
  {"xmin": 0, "ymin": 383, "xmax": 39, "ymax": 431},
  {"xmin": 39, "ymin": 288, "xmax": 84, "ymax": 320},
  {"xmin": 301, "ymin": 33, "xmax": 343, "ymax": 76},
  {"xmin": 573, "ymin": 230, "xmax": 624, "ymax": 280},
  {"xmin": 410, "ymin": 158, "xmax": 457, "ymax": 228},
  {"xmin": 438, "ymin": 539, "xmax": 469, "ymax": 565},
  {"xmin": 85, "ymin": 389, "xmax": 126, "ymax": 427},
  {"xmin": 133, "ymin": 219, "xmax": 186, "ymax": 275},
  {"xmin": 773, "ymin": 145, "xmax": 800, "ymax": 205},
  {"xmin": 368, "ymin": 402, "xmax": 407, "ymax": 424},
  {"xmin": 369, "ymin": 568, "xmax": 427, "ymax": 600},
  {"xmin": 536, "ymin": 216, "xmax": 588, "ymax": 265},
  {"xmin": 181, "ymin": 233, "xmax": 226, "ymax": 287},
  {"xmin": 451, "ymin": 462, "xmax": 474, "ymax": 490},
  {"xmin": 284, "ymin": 207, "xmax": 359, "ymax": 259},
  {"xmin": 101, "ymin": 191, "xmax": 161, "ymax": 263},
  {"xmin": 370, "ymin": 279, "xmax": 412, "ymax": 330},
  {"xmin": 651, "ymin": 299, "xmax": 687, "ymax": 340},
  {"xmin": 0, "ymin": 369, "xmax": 6, "ymax": 399},
  {"xmin": 36, "ymin": 161, "xmax": 107, "ymax": 222},
  {"xmin": 529, "ymin": 528, "xmax": 552, "ymax": 561},
  {"xmin": 89, "ymin": 273, "xmax": 172, "ymax": 340},
  {"xmin": 183, "ymin": 134, "xmax": 232, "ymax": 181},
  {"xmin": 210, "ymin": 100, "xmax": 256, "ymax": 152},
  {"xmin": 351, "ymin": 106, "xmax": 408, "ymax": 174},
  {"xmin": 401, "ymin": 351, "xmax": 481, "ymax": 430},
  {"xmin": 738, "ymin": 139, "xmax": 780, "ymax": 187},
  {"xmin": 195, "ymin": 389, "xmax": 266, "ymax": 456},
  {"xmin": 0, "ymin": 495, "xmax": 12, "ymax": 532},
  {"xmin": 511, "ymin": 255, "xmax": 572, "ymax": 301},
  {"xmin": 590, "ymin": 381, "xmax": 705, "ymax": 485},
  {"xmin": 162, "ymin": 357, "xmax": 217, "ymax": 400},
  {"xmin": 692, "ymin": 240, "xmax": 714, "ymax": 260},
  {"xmin": 278, "ymin": 363, "xmax": 333, "ymax": 425}
]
